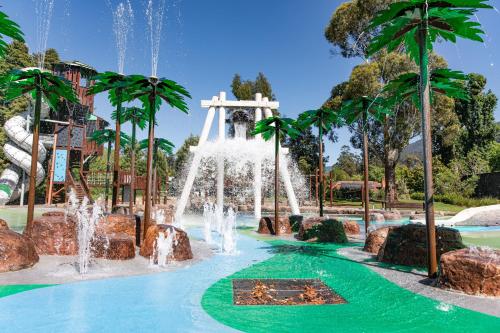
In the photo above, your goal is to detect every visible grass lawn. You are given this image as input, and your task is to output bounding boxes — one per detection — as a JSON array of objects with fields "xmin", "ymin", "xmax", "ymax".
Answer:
[
  {"xmin": 325, "ymin": 199, "xmax": 466, "ymax": 213},
  {"xmin": 462, "ymin": 231, "xmax": 500, "ymax": 249}
]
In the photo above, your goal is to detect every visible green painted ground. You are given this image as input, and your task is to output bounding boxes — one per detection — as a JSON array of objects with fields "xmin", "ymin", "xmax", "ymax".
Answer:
[
  {"xmin": 0, "ymin": 284, "xmax": 53, "ymax": 298},
  {"xmin": 202, "ymin": 240, "xmax": 500, "ymax": 333}
]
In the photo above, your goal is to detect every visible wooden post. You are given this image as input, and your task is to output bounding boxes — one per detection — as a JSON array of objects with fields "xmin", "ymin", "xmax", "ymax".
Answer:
[
  {"xmin": 112, "ymin": 89, "xmax": 123, "ymax": 210},
  {"xmin": 143, "ymin": 78, "xmax": 157, "ymax": 240},
  {"xmin": 362, "ymin": 101, "xmax": 370, "ymax": 235},
  {"xmin": 274, "ymin": 124, "xmax": 280, "ymax": 236},
  {"xmin": 329, "ymin": 171, "xmax": 333, "ymax": 207}
]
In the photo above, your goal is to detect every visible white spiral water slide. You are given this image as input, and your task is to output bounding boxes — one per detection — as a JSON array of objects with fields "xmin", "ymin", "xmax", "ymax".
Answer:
[{"xmin": 0, "ymin": 101, "xmax": 50, "ymax": 205}]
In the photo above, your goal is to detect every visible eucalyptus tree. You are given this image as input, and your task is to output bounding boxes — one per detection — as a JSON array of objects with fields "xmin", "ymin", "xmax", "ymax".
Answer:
[
  {"xmin": 252, "ymin": 117, "xmax": 300, "ymax": 235},
  {"xmin": 122, "ymin": 75, "xmax": 190, "ymax": 236},
  {"xmin": 139, "ymin": 137, "xmax": 175, "ymax": 205},
  {"xmin": 0, "ymin": 10, "xmax": 24, "ymax": 57},
  {"xmin": 367, "ymin": 0, "xmax": 491, "ymax": 277},
  {"xmin": 298, "ymin": 108, "xmax": 343, "ymax": 216},
  {"xmin": 0, "ymin": 68, "xmax": 78, "ymax": 233},
  {"xmin": 341, "ymin": 96, "xmax": 392, "ymax": 234},
  {"xmin": 89, "ymin": 129, "xmax": 130, "ymax": 211},
  {"xmin": 112, "ymin": 106, "xmax": 147, "ymax": 213},
  {"xmin": 88, "ymin": 72, "xmax": 135, "ymax": 210}
]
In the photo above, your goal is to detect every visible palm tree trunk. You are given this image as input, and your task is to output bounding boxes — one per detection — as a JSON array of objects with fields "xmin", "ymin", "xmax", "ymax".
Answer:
[
  {"xmin": 318, "ymin": 121, "xmax": 324, "ymax": 217},
  {"xmin": 144, "ymin": 90, "xmax": 156, "ymax": 239},
  {"xmin": 26, "ymin": 78, "xmax": 42, "ymax": 236},
  {"xmin": 105, "ymin": 141, "xmax": 112, "ymax": 211},
  {"xmin": 274, "ymin": 126, "xmax": 280, "ymax": 236},
  {"xmin": 418, "ymin": 24, "xmax": 438, "ymax": 278},
  {"xmin": 129, "ymin": 121, "xmax": 136, "ymax": 216},
  {"xmin": 362, "ymin": 109, "xmax": 370, "ymax": 235},
  {"xmin": 112, "ymin": 89, "xmax": 123, "ymax": 210}
]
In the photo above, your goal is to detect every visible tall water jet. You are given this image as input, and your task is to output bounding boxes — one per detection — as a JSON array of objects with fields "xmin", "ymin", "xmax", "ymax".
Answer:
[
  {"xmin": 202, "ymin": 203, "xmax": 238, "ymax": 254},
  {"xmin": 150, "ymin": 229, "xmax": 177, "ymax": 267},
  {"xmin": 34, "ymin": 0, "xmax": 55, "ymax": 69},
  {"xmin": 74, "ymin": 196, "xmax": 104, "ymax": 275},
  {"xmin": 112, "ymin": 1, "xmax": 134, "ymax": 74},
  {"xmin": 145, "ymin": 0, "xmax": 166, "ymax": 77}
]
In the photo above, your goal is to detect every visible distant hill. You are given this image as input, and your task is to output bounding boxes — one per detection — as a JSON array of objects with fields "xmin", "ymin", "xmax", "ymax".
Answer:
[{"xmin": 400, "ymin": 140, "xmax": 423, "ymax": 161}]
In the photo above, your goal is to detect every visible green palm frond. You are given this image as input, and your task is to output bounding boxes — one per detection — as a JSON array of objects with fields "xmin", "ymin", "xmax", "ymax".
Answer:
[
  {"xmin": 0, "ymin": 68, "xmax": 78, "ymax": 109},
  {"xmin": 297, "ymin": 108, "xmax": 343, "ymax": 132},
  {"xmin": 367, "ymin": 0, "xmax": 492, "ymax": 62},
  {"xmin": 341, "ymin": 96, "xmax": 393, "ymax": 127},
  {"xmin": 0, "ymin": 10, "xmax": 24, "ymax": 57},
  {"xmin": 89, "ymin": 129, "xmax": 130, "ymax": 147},
  {"xmin": 252, "ymin": 116, "xmax": 301, "ymax": 141},
  {"xmin": 383, "ymin": 68, "xmax": 468, "ymax": 107},
  {"xmin": 112, "ymin": 106, "xmax": 148, "ymax": 130},
  {"xmin": 138, "ymin": 137, "xmax": 175, "ymax": 155}
]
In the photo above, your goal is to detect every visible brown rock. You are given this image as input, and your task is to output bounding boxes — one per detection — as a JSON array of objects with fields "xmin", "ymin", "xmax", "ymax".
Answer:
[
  {"xmin": 96, "ymin": 214, "xmax": 136, "ymax": 239},
  {"xmin": 140, "ymin": 224, "xmax": 193, "ymax": 262},
  {"xmin": 438, "ymin": 248, "xmax": 500, "ymax": 297},
  {"xmin": 25, "ymin": 215, "xmax": 78, "ymax": 255},
  {"xmin": 42, "ymin": 211, "xmax": 65, "ymax": 217},
  {"xmin": 363, "ymin": 227, "xmax": 395, "ymax": 254},
  {"xmin": 258, "ymin": 216, "xmax": 292, "ymax": 235},
  {"xmin": 0, "ymin": 230, "xmax": 39, "ymax": 272},
  {"xmin": 0, "ymin": 219, "xmax": 9, "ymax": 230},
  {"xmin": 377, "ymin": 224, "xmax": 466, "ymax": 267},
  {"xmin": 343, "ymin": 220, "xmax": 360, "ymax": 235},
  {"xmin": 91, "ymin": 233, "xmax": 136, "ymax": 260},
  {"xmin": 297, "ymin": 217, "xmax": 327, "ymax": 240},
  {"xmin": 370, "ymin": 213, "xmax": 385, "ymax": 223},
  {"xmin": 383, "ymin": 211, "xmax": 402, "ymax": 221}
]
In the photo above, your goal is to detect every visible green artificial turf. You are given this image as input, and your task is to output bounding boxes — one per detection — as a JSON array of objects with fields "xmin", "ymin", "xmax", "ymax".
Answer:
[
  {"xmin": 202, "ymin": 240, "xmax": 500, "ymax": 333},
  {"xmin": 0, "ymin": 284, "xmax": 54, "ymax": 298}
]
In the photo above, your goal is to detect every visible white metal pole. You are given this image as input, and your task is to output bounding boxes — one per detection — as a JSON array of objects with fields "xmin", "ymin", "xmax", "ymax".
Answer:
[
  {"xmin": 254, "ymin": 93, "xmax": 263, "ymax": 218},
  {"xmin": 217, "ymin": 92, "xmax": 226, "ymax": 217}
]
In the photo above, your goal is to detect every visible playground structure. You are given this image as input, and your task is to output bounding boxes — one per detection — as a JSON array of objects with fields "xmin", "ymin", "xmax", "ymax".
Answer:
[{"xmin": 0, "ymin": 61, "xmax": 165, "ymax": 207}]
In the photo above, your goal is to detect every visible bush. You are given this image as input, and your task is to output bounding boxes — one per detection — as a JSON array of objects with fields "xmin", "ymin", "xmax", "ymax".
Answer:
[
  {"xmin": 410, "ymin": 192, "xmax": 425, "ymax": 201},
  {"xmin": 289, "ymin": 215, "xmax": 304, "ymax": 232},
  {"xmin": 434, "ymin": 194, "xmax": 498, "ymax": 207},
  {"xmin": 304, "ymin": 219, "xmax": 348, "ymax": 244}
]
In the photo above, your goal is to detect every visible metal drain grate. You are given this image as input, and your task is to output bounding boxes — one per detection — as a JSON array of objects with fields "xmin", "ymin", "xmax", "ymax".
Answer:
[{"xmin": 232, "ymin": 279, "xmax": 347, "ymax": 306}]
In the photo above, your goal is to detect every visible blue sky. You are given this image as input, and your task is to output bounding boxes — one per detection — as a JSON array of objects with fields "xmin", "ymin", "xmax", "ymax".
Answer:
[{"xmin": 3, "ymin": 0, "xmax": 500, "ymax": 164}]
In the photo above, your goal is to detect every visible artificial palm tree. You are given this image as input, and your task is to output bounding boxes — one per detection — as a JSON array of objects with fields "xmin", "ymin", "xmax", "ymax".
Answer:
[
  {"xmin": 88, "ymin": 72, "xmax": 135, "ymax": 210},
  {"xmin": 297, "ymin": 108, "xmax": 343, "ymax": 217},
  {"xmin": 341, "ymin": 96, "xmax": 392, "ymax": 235},
  {"xmin": 252, "ymin": 116, "xmax": 300, "ymax": 235},
  {"xmin": 122, "ymin": 75, "xmax": 190, "ymax": 236},
  {"xmin": 139, "ymin": 137, "xmax": 175, "ymax": 206},
  {"xmin": 0, "ymin": 10, "xmax": 24, "ymax": 57},
  {"xmin": 367, "ymin": 0, "xmax": 491, "ymax": 277},
  {"xmin": 0, "ymin": 68, "xmax": 78, "ymax": 233},
  {"xmin": 112, "ymin": 106, "xmax": 148, "ymax": 214},
  {"xmin": 88, "ymin": 129, "xmax": 130, "ymax": 211}
]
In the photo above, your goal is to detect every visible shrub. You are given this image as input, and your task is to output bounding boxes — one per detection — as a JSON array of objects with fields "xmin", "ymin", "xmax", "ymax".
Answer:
[
  {"xmin": 410, "ymin": 192, "xmax": 425, "ymax": 201},
  {"xmin": 304, "ymin": 219, "xmax": 348, "ymax": 244},
  {"xmin": 289, "ymin": 215, "xmax": 304, "ymax": 232},
  {"xmin": 434, "ymin": 194, "xmax": 498, "ymax": 207}
]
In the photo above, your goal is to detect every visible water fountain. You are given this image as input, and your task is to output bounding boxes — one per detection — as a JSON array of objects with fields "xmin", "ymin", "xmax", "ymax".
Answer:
[
  {"xmin": 202, "ymin": 203, "xmax": 238, "ymax": 254},
  {"xmin": 145, "ymin": 0, "xmax": 166, "ymax": 77},
  {"xmin": 175, "ymin": 92, "xmax": 305, "ymax": 228},
  {"xmin": 111, "ymin": 0, "xmax": 134, "ymax": 75},
  {"xmin": 34, "ymin": 0, "xmax": 55, "ymax": 68}
]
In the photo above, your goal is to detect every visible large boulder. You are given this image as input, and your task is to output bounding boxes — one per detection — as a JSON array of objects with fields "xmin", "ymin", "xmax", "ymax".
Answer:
[
  {"xmin": 96, "ymin": 214, "xmax": 136, "ymax": 239},
  {"xmin": 370, "ymin": 213, "xmax": 385, "ymax": 223},
  {"xmin": 377, "ymin": 224, "xmax": 466, "ymax": 267},
  {"xmin": 438, "ymin": 248, "xmax": 500, "ymax": 297},
  {"xmin": 363, "ymin": 227, "xmax": 395, "ymax": 254},
  {"xmin": 297, "ymin": 217, "xmax": 326, "ymax": 240},
  {"xmin": 91, "ymin": 233, "xmax": 136, "ymax": 260},
  {"xmin": 257, "ymin": 217, "xmax": 292, "ymax": 235},
  {"xmin": 0, "ymin": 219, "xmax": 9, "ymax": 230},
  {"xmin": 0, "ymin": 230, "xmax": 39, "ymax": 272},
  {"xmin": 343, "ymin": 220, "xmax": 360, "ymax": 236},
  {"xmin": 140, "ymin": 224, "xmax": 193, "ymax": 262},
  {"xmin": 383, "ymin": 211, "xmax": 402, "ymax": 221},
  {"xmin": 299, "ymin": 218, "xmax": 348, "ymax": 244},
  {"xmin": 25, "ymin": 214, "xmax": 78, "ymax": 256}
]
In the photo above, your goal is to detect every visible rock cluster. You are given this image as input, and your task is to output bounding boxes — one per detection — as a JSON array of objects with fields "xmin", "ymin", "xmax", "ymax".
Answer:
[
  {"xmin": 298, "ymin": 218, "xmax": 348, "ymax": 243},
  {"xmin": 342, "ymin": 220, "xmax": 360, "ymax": 236},
  {"xmin": 140, "ymin": 224, "xmax": 193, "ymax": 262},
  {"xmin": 363, "ymin": 227, "xmax": 395, "ymax": 254},
  {"xmin": 0, "ymin": 229, "xmax": 39, "ymax": 273},
  {"xmin": 438, "ymin": 247, "xmax": 500, "ymax": 297},
  {"xmin": 377, "ymin": 224, "xmax": 465, "ymax": 267},
  {"xmin": 257, "ymin": 217, "xmax": 292, "ymax": 235},
  {"xmin": 25, "ymin": 212, "xmax": 78, "ymax": 256},
  {"xmin": 92, "ymin": 234, "xmax": 136, "ymax": 260}
]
